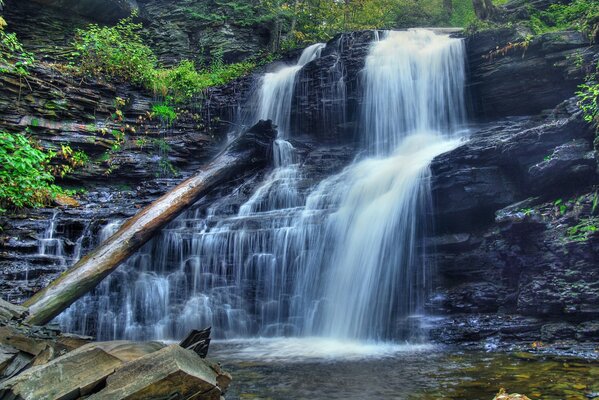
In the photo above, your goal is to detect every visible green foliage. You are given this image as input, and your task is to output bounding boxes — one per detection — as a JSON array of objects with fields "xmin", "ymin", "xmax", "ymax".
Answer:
[
  {"xmin": 152, "ymin": 103, "xmax": 177, "ymax": 125},
  {"xmin": 567, "ymin": 217, "xmax": 599, "ymax": 241},
  {"xmin": 577, "ymin": 62, "xmax": 599, "ymax": 131},
  {"xmin": 554, "ymin": 198, "xmax": 567, "ymax": 215},
  {"xmin": 449, "ymin": 0, "xmax": 477, "ymax": 28},
  {"xmin": 528, "ymin": 0, "xmax": 599, "ymax": 35},
  {"xmin": 0, "ymin": 131, "xmax": 63, "ymax": 212},
  {"xmin": 72, "ymin": 16, "xmax": 259, "ymax": 103},
  {"xmin": 71, "ymin": 14, "xmax": 156, "ymax": 86},
  {"xmin": 151, "ymin": 59, "xmax": 257, "ymax": 103},
  {"xmin": 152, "ymin": 138, "xmax": 171, "ymax": 153},
  {"xmin": 0, "ymin": 18, "xmax": 35, "ymax": 76}
]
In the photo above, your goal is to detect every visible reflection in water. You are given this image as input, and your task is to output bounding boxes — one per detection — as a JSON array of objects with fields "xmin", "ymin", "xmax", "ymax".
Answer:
[{"xmin": 210, "ymin": 340, "xmax": 599, "ymax": 400}]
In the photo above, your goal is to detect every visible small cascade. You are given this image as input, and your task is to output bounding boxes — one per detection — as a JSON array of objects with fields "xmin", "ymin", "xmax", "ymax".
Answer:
[
  {"xmin": 57, "ymin": 30, "xmax": 467, "ymax": 343},
  {"xmin": 241, "ymin": 42, "xmax": 325, "ymax": 214},
  {"xmin": 38, "ymin": 211, "xmax": 66, "ymax": 268}
]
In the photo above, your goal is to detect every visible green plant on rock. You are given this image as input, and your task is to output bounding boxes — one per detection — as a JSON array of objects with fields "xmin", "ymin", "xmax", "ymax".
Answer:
[
  {"xmin": 151, "ymin": 103, "xmax": 177, "ymax": 125},
  {"xmin": 71, "ymin": 13, "xmax": 156, "ymax": 86},
  {"xmin": 0, "ymin": 131, "xmax": 63, "ymax": 212},
  {"xmin": 0, "ymin": 15, "xmax": 34, "ymax": 77},
  {"xmin": 528, "ymin": 0, "xmax": 599, "ymax": 35},
  {"xmin": 151, "ymin": 58, "xmax": 257, "ymax": 104},
  {"xmin": 567, "ymin": 217, "xmax": 599, "ymax": 241},
  {"xmin": 577, "ymin": 64, "xmax": 599, "ymax": 131},
  {"xmin": 554, "ymin": 198, "xmax": 567, "ymax": 215},
  {"xmin": 71, "ymin": 15, "xmax": 261, "ymax": 103}
]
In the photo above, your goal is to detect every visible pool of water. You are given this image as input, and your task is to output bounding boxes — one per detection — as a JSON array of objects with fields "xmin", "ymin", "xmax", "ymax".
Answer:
[{"xmin": 211, "ymin": 338, "xmax": 599, "ymax": 400}]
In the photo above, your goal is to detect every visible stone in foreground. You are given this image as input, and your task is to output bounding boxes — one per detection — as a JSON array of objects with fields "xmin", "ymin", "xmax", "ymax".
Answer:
[
  {"xmin": 0, "ymin": 345, "xmax": 122, "ymax": 399},
  {"xmin": 88, "ymin": 344, "xmax": 225, "ymax": 400},
  {"xmin": 493, "ymin": 388, "xmax": 531, "ymax": 400}
]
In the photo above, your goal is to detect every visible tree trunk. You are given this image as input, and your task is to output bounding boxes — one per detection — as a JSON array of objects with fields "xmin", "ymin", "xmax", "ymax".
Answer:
[
  {"xmin": 444, "ymin": 0, "xmax": 453, "ymax": 15},
  {"xmin": 24, "ymin": 121, "xmax": 277, "ymax": 326},
  {"xmin": 472, "ymin": 0, "xmax": 497, "ymax": 20},
  {"xmin": 290, "ymin": 0, "xmax": 299, "ymax": 34}
]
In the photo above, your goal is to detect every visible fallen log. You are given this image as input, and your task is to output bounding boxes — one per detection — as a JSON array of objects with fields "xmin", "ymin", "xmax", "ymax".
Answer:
[{"xmin": 24, "ymin": 121, "xmax": 277, "ymax": 326}]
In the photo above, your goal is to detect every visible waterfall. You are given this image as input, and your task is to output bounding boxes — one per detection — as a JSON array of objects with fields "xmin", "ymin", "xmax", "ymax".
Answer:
[
  {"xmin": 56, "ymin": 30, "xmax": 466, "ymax": 343},
  {"xmin": 307, "ymin": 30, "xmax": 466, "ymax": 340}
]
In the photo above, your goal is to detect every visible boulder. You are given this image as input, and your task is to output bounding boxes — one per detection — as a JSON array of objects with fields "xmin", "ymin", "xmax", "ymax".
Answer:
[
  {"xmin": 0, "ymin": 345, "xmax": 123, "ymax": 399},
  {"xmin": 88, "ymin": 344, "xmax": 226, "ymax": 400},
  {"xmin": 0, "ymin": 299, "xmax": 27, "ymax": 323},
  {"xmin": 493, "ymin": 388, "xmax": 531, "ymax": 400}
]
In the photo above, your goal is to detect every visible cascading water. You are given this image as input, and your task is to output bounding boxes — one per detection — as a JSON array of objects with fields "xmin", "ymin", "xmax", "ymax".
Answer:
[
  {"xmin": 309, "ymin": 30, "xmax": 466, "ymax": 340},
  {"xmin": 57, "ymin": 30, "xmax": 466, "ymax": 345}
]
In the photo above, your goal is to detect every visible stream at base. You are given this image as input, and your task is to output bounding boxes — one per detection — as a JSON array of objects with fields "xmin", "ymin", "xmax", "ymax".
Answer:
[{"xmin": 210, "ymin": 340, "xmax": 599, "ymax": 400}]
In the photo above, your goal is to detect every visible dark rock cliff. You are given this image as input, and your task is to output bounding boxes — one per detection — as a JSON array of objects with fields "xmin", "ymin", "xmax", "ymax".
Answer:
[
  {"xmin": 428, "ymin": 27, "xmax": 599, "ymax": 347},
  {"xmin": 2, "ymin": 0, "xmax": 271, "ymax": 65}
]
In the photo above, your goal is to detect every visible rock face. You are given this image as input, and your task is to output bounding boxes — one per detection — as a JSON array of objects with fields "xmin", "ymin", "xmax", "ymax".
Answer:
[
  {"xmin": 467, "ymin": 28, "xmax": 599, "ymax": 119},
  {"xmin": 30, "ymin": 0, "xmax": 138, "ymax": 23},
  {"xmin": 3, "ymin": 0, "xmax": 271, "ymax": 66},
  {"xmin": 428, "ymin": 96, "xmax": 599, "ymax": 345}
]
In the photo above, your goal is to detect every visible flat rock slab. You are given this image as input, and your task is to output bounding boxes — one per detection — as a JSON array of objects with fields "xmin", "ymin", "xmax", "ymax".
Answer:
[
  {"xmin": 0, "ymin": 345, "xmax": 122, "ymax": 400},
  {"xmin": 91, "ymin": 340, "xmax": 166, "ymax": 362},
  {"xmin": 0, "ymin": 325, "xmax": 51, "ymax": 356},
  {"xmin": 0, "ymin": 345, "xmax": 18, "ymax": 374},
  {"xmin": 0, "ymin": 299, "xmax": 27, "ymax": 323},
  {"xmin": 89, "ymin": 344, "xmax": 221, "ymax": 400}
]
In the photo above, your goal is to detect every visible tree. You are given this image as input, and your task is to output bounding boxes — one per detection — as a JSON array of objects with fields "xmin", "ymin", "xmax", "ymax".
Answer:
[{"xmin": 472, "ymin": 0, "xmax": 496, "ymax": 20}]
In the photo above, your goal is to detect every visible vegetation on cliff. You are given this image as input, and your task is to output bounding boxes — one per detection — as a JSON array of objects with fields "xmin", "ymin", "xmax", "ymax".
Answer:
[{"xmin": 71, "ymin": 14, "xmax": 261, "ymax": 104}]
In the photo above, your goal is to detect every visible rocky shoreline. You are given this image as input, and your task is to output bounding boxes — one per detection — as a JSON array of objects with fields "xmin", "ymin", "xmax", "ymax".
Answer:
[{"xmin": 0, "ymin": 299, "xmax": 232, "ymax": 399}]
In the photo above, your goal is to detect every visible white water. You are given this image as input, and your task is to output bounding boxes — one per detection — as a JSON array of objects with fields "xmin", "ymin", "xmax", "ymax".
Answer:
[
  {"xmin": 212, "ymin": 337, "xmax": 433, "ymax": 362},
  {"xmin": 57, "ymin": 30, "xmax": 467, "ymax": 353}
]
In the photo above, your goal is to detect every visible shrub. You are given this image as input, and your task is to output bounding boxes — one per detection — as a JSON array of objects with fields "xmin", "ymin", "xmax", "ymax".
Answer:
[
  {"xmin": 71, "ymin": 14, "xmax": 156, "ymax": 86},
  {"xmin": 0, "ymin": 132, "xmax": 62, "ymax": 212},
  {"xmin": 0, "ymin": 16, "xmax": 34, "ymax": 76},
  {"xmin": 152, "ymin": 103, "xmax": 177, "ymax": 125},
  {"xmin": 529, "ymin": 0, "xmax": 599, "ymax": 34},
  {"xmin": 151, "ymin": 59, "xmax": 257, "ymax": 104},
  {"xmin": 72, "ymin": 16, "xmax": 259, "ymax": 103},
  {"xmin": 577, "ymin": 62, "xmax": 599, "ymax": 133}
]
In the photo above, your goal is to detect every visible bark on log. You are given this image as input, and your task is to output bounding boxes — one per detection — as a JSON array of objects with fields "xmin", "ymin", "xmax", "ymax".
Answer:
[{"xmin": 24, "ymin": 121, "xmax": 277, "ymax": 326}]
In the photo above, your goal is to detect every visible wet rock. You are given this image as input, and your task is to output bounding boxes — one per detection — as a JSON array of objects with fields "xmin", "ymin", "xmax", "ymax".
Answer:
[
  {"xmin": 90, "ymin": 340, "xmax": 166, "ymax": 362},
  {"xmin": 0, "ymin": 345, "xmax": 18, "ymax": 374},
  {"xmin": 540, "ymin": 322, "xmax": 578, "ymax": 342},
  {"xmin": 493, "ymin": 388, "xmax": 531, "ymax": 400},
  {"xmin": 467, "ymin": 28, "xmax": 598, "ymax": 119},
  {"xmin": 527, "ymin": 140, "xmax": 598, "ymax": 195},
  {"xmin": 575, "ymin": 321, "xmax": 599, "ymax": 341},
  {"xmin": 430, "ymin": 314, "xmax": 542, "ymax": 344}
]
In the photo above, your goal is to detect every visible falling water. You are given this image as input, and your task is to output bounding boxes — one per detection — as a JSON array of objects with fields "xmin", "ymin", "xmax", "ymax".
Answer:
[
  {"xmin": 57, "ymin": 30, "xmax": 466, "ymax": 344},
  {"xmin": 313, "ymin": 30, "xmax": 466, "ymax": 339}
]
